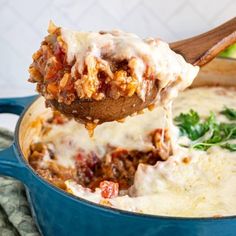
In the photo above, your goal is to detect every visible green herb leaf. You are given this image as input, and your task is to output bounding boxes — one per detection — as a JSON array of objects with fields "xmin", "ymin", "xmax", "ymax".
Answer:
[
  {"xmin": 221, "ymin": 143, "xmax": 236, "ymax": 151},
  {"xmin": 192, "ymin": 143, "xmax": 213, "ymax": 151},
  {"xmin": 174, "ymin": 109, "xmax": 200, "ymax": 126},
  {"xmin": 220, "ymin": 107, "xmax": 236, "ymax": 120},
  {"xmin": 174, "ymin": 110, "xmax": 211, "ymax": 141},
  {"xmin": 174, "ymin": 109, "xmax": 236, "ymax": 152}
]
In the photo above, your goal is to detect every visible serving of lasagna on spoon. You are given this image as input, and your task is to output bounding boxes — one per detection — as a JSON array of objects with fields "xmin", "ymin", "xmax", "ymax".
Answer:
[{"xmin": 28, "ymin": 21, "xmax": 199, "ymax": 127}]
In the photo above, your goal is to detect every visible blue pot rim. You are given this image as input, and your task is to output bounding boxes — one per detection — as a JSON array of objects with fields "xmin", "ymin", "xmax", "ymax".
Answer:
[{"xmin": 15, "ymin": 92, "xmax": 236, "ymax": 222}]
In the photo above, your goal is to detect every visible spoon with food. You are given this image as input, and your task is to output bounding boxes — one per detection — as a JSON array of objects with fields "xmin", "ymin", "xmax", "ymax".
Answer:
[{"xmin": 29, "ymin": 18, "xmax": 236, "ymax": 125}]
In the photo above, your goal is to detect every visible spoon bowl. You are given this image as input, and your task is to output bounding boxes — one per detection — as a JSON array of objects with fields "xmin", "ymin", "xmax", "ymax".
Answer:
[{"xmin": 48, "ymin": 84, "xmax": 158, "ymax": 124}]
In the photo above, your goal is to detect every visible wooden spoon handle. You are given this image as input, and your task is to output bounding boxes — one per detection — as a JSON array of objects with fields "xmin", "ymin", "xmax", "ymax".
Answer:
[{"xmin": 170, "ymin": 17, "xmax": 236, "ymax": 66}]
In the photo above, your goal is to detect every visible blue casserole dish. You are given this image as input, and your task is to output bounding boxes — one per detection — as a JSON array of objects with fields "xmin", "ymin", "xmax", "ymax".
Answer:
[{"xmin": 0, "ymin": 58, "xmax": 236, "ymax": 236}]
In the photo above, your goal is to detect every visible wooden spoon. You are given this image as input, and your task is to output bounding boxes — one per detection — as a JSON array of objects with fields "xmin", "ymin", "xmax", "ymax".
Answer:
[
  {"xmin": 49, "ymin": 17, "xmax": 236, "ymax": 124},
  {"xmin": 170, "ymin": 17, "xmax": 236, "ymax": 66}
]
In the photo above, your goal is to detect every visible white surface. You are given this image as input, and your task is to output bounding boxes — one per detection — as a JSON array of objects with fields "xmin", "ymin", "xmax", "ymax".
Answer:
[
  {"xmin": 0, "ymin": 114, "xmax": 18, "ymax": 131},
  {"xmin": 0, "ymin": 0, "xmax": 235, "ymax": 129},
  {"xmin": 0, "ymin": 0, "xmax": 235, "ymax": 94},
  {"xmin": 0, "ymin": 87, "xmax": 36, "ymax": 131}
]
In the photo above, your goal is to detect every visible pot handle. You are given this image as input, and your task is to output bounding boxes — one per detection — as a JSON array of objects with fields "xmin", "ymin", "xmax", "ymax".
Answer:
[
  {"xmin": 0, "ymin": 95, "xmax": 37, "ymax": 115},
  {"xmin": 0, "ymin": 95, "xmax": 37, "ymax": 180},
  {"xmin": 0, "ymin": 145, "xmax": 26, "ymax": 180}
]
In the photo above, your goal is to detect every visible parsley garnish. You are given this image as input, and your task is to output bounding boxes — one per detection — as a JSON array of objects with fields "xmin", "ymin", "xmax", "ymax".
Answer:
[
  {"xmin": 174, "ymin": 108, "xmax": 236, "ymax": 151},
  {"xmin": 174, "ymin": 110, "xmax": 215, "ymax": 141},
  {"xmin": 220, "ymin": 107, "xmax": 236, "ymax": 120},
  {"xmin": 220, "ymin": 143, "xmax": 236, "ymax": 151}
]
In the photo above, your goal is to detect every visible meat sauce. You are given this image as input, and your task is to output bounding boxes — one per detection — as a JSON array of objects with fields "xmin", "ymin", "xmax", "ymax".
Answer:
[{"xmin": 28, "ymin": 112, "xmax": 167, "ymax": 194}]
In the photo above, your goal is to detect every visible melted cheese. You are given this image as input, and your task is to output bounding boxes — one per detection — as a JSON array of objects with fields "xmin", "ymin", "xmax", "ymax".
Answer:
[
  {"xmin": 124, "ymin": 147, "xmax": 236, "ymax": 217},
  {"xmin": 61, "ymin": 28, "xmax": 199, "ymax": 102},
  {"xmin": 63, "ymin": 87, "xmax": 236, "ymax": 217},
  {"xmin": 42, "ymin": 106, "xmax": 166, "ymax": 167}
]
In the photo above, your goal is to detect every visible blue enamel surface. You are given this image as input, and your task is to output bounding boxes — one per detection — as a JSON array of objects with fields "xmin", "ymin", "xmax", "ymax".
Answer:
[
  {"xmin": 0, "ymin": 145, "xmax": 26, "ymax": 180},
  {"xmin": 0, "ymin": 95, "xmax": 36, "ymax": 180},
  {"xmin": 0, "ymin": 96, "xmax": 236, "ymax": 236},
  {"xmin": 0, "ymin": 95, "xmax": 37, "ymax": 115}
]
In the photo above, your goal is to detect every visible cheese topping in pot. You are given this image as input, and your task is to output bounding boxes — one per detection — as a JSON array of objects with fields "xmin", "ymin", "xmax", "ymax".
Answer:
[
  {"xmin": 62, "ymin": 87, "xmax": 236, "ymax": 217},
  {"xmin": 30, "ymin": 86, "xmax": 236, "ymax": 217}
]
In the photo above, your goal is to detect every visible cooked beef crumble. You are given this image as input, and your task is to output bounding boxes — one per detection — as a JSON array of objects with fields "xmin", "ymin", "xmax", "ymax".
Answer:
[
  {"xmin": 28, "ymin": 113, "xmax": 169, "ymax": 193},
  {"xmin": 75, "ymin": 148, "xmax": 163, "ymax": 191},
  {"xmin": 29, "ymin": 143, "xmax": 163, "ymax": 192},
  {"xmin": 28, "ymin": 24, "xmax": 155, "ymax": 105}
]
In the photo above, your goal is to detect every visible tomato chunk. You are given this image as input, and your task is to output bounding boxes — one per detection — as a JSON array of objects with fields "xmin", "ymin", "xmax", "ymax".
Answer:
[{"xmin": 100, "ymin": 181, "xmax": 119, "ymax": 199}]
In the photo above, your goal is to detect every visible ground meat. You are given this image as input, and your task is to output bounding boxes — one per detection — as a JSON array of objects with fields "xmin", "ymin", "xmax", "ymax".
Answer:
[
  {"xmin": 28, "ymin": 114, "xmax": 167, "ymax": 193},
  {"xmin": 29, "ymin": 145, "xmax": 162, "ymax": 192},
  {"xmin": 28, "ymin": 24, "xmax": 155, "ymax": 105},
  {"xmin": 28, "ymin": 29, "xmax": 77, "ymax": 105},
  {"xmin": 85, "ymin": 149, "xmax": 162, "ymax": 190},
  {"xmin": 29, "ymin": 141, "xmax": 77, "ymax": 190}
]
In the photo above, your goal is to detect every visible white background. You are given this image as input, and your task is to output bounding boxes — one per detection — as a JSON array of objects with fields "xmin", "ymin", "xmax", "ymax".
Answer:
[{"xmin": 0, "ymin": 0, "xmax": 235, "ymax": 129}]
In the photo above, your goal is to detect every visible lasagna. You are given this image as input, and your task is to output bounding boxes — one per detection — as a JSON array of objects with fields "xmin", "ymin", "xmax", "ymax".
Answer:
[
  {"xmin": 28, "ymin": 22, "xmax": 198, "ymax": 119},
  {"xmin": 28, "ymin": 86, "xmax": 236, "ymax": 217}
]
